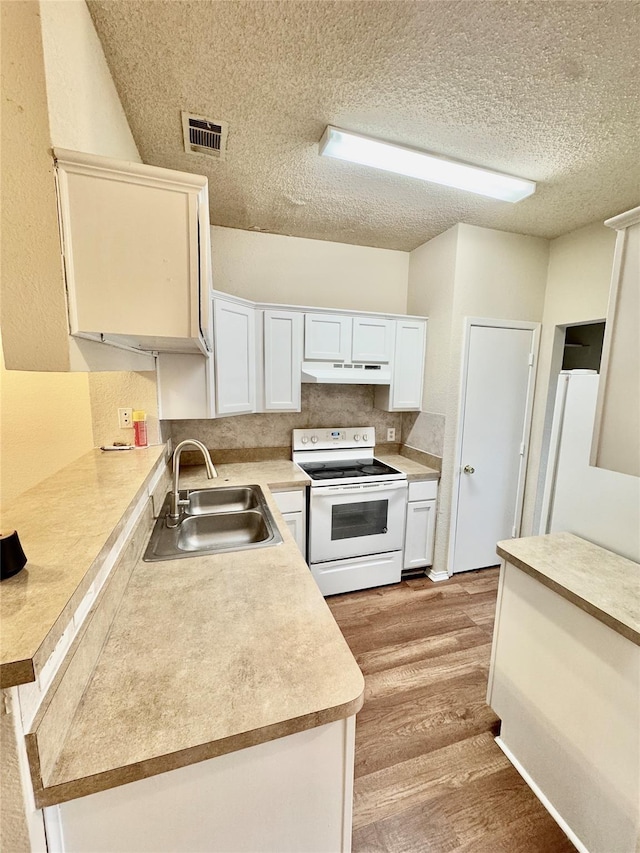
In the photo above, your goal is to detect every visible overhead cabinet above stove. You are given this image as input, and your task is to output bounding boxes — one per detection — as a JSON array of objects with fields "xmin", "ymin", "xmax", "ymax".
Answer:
[
  {"xmin": 54, "ymin": 149, "xmax": 212, "ymax": 356},
  {"xmin": 304, "ymin": 314, "xmax": 394, "ymax": 363}
]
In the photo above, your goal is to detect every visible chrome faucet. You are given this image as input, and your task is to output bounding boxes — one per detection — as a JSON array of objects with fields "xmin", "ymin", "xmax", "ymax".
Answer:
[{"xmin": 167, "ymin": 439, "xmax": 217, "ymax": 527}]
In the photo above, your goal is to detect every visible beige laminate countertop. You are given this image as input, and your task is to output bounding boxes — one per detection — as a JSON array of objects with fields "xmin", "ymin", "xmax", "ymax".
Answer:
[
  {"xmin": 497, "ymin": 532, "xmax": 640, "ymax": 645},
  {"xmin": 0, "ymin": 445, "xmax": 168, "ymax": 688},
  {"xmin": 377, "ymin": 453, "xmax": 439, "ymax": 481},
  {"xmin": 32, "ymin": 462, "xmax": 365, "ymax": 806}
]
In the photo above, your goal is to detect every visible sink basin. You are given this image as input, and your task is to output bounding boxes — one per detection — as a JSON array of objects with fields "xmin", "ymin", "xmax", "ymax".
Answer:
[
  {"xmin": 186, "ymin": 486, "xmax": 259, "ymax": 515},
  {"xmin": 143, "ymin": 484, "xmax": 283, "ymax": 561},
  {"xmin": 177, "ymin": 511, "xmax": 271, "ymax": 551}
]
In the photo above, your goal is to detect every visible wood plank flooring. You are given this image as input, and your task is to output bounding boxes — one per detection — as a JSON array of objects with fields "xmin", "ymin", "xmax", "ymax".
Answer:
[{"xmin": 327, "ymin": 568, "xmax": 576, "ymax": 853}]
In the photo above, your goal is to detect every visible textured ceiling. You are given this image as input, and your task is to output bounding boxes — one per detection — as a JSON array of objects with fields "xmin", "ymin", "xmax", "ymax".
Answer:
[{"xmin": 88, "ymin": 0, "xmax": 640, "ymax": 251}]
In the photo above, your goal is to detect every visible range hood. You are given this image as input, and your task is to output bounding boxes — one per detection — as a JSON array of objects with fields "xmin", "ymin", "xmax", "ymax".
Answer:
[{"xmin": 301, "ymin": 361, "xmax": 391, "ymax": 385}]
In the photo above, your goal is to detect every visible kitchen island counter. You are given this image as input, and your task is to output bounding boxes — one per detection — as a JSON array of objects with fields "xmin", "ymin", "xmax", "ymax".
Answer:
[
  {"xmin": 496, "ymin": 531, "xmax": 640, "ymax": 644},
  {"xmin": 26, "ymin": 463, "xmax": 364, "ymax": 813},
  {"xmin": 489, "ymin": 532, "xmax": 639, "ymax": 852}
]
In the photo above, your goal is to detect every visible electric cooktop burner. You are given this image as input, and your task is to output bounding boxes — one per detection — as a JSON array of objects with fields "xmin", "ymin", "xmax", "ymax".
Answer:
[{"xmin": 298, "ymin": 458, "xmax": 401, "ymax": 481}]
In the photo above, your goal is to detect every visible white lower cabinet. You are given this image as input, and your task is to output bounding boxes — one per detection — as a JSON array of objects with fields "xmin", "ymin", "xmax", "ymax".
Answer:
[
  {"xmin": 272, "ymin": 489, "xmax": 306, "ymax": 556},
  {"xmin": 404, "ymin": 479, "xmax": 438, "ymax": 570},
  {"xmin": 46, "ymin": 717, "xmax": 356, "ymax": 853}
]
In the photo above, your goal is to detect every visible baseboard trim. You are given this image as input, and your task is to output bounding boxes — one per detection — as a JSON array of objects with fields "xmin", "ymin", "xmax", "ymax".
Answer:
[
  {"xmin": 426, "ymin": 567, "xmax": 449, "ymax": 583},
  {"xmin": 495, "ymin": 736, "xmax": 589, "ymax": 853}
]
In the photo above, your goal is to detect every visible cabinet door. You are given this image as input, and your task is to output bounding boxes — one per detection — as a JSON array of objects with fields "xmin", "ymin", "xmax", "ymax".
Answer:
[
  {"xmin": 390, "ymin": 319, "xmax": 427, "ymax": 410},
  {"xmin": 55, "ymin": 150, "xmax": 208, "ymax": 353},
  {"xmin": 352, "ymin": 317, "xmax": 394, "ymax": 363},
  {"xmin": 304, "ymin": 314, "xmax": 352, "ymax": 361},
  {"xmin": 404, "ymin": 499, "xmax": 436, "ymax": 569},
  {"xmin": 284, "ymin": 513, "xmax": 306, "ymax": 557},
  {"xmin": 214, "ymin": 299, "xmax": 256, "ymax": 416},
  {"xmin": 264, "ymin": 310, "xmax": 303, "ymax": 411}
]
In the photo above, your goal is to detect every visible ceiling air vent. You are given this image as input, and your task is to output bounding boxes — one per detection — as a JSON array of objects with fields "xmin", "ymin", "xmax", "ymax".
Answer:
[{"xmin": 181, "ymin": 112, "xmax": 228, "ymax": 159}]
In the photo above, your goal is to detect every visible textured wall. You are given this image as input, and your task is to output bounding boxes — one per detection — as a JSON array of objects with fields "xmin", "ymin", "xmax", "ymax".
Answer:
[
  {"xmin": 521, "ymin": 221, "xmax": 616, "ymax": 535},
  {"xmin": 406, "ymin": 226, "xmax": 458, "ymax": 416},
  {"xmin": 168, "ymin": 385, "xmax": 402, "ymax": 452},
  {"xmin": 0, "ymin": 0, "xmax": 72, "ymax": 371},
  {"xmin": 211, "ymin": 226, "xmax": 409, "ymax": 313},
  {"xmin": 89, "ymin": 372, "xmax": 161, "ymax": 448},
  {"xmin": 40, "ymin": 0, "xmax": 140, "ymax": 161},
  {"xmin": 0, "ymin": 335, "xmax": 94, "ymax": 506}
]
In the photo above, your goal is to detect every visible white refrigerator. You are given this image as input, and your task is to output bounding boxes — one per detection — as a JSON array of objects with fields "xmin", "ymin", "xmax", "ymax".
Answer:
[{"xmin": 540, "ymin": 370, "xmax": 640, "ymax": 563}]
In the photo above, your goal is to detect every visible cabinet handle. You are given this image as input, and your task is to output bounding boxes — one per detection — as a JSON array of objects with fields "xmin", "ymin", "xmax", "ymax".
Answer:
[{"xmin": 463, "ymin": 465, "xmax": 475, "ymax": 474}]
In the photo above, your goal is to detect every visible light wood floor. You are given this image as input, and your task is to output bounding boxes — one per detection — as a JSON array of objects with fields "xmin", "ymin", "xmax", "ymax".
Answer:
[{"xmin": 327, "ymin": 568, "xmax": 576, "ymax": 853}]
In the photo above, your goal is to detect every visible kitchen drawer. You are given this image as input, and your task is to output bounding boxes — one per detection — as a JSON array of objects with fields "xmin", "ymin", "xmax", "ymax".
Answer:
[
  {"xmin": 408, "ymin": 479, "xmax": 438, "ymax": 502},
  {"xmin": 272, "ymin": 489, "xmax": 305, "ymax": 514}
]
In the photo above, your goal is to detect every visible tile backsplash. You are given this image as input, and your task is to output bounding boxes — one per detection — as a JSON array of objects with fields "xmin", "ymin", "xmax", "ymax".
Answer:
[
  {"xmin": 402, "ymin": 411, "xmax": 445, "ymax": 458},
  {"xmin": 168, "ymin": 385, "xmax": 403, "ymax": 451}
]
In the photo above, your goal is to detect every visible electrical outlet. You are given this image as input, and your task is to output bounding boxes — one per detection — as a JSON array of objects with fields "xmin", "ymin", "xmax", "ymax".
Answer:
[
  {"xmin": 118, "ymin": 408, "xmax": 133, "ymax": 429},
  {"xmin": 386, "ymin": 427, "xmax": 396, "ymax": 442}
]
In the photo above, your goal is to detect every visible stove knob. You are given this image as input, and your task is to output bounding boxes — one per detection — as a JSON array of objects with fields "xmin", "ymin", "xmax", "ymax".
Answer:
[
  {"xmin": 363, "ymin": 433, "xmax": 369, "ymax": 441},
  {"xmin": 310, "ymin": 435, "xmax": 318, "ymax": 444},
  {"xmin": 354, "ymin": 434, "xmax": 361, "ymax": 441},
  {"xmin": 301, "ymin": 436, "xmax": 309, "ymax": 444}
]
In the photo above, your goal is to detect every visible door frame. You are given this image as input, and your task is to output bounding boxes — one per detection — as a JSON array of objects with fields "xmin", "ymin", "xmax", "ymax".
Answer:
[{"xmin": 447, "ymin": 317, "xmax": 541, "ymax": 576}]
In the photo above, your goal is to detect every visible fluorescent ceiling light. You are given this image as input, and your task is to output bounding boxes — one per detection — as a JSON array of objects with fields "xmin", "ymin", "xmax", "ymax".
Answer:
[{"xmin": 319, "ymin": 126, "xmax": 536, "ymax": 203}]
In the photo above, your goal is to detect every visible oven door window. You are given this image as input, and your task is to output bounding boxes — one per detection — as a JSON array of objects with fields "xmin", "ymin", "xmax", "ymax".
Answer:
[{"xmin": 331, "ymin": 498, "xmax": 388, "ymax": 541}]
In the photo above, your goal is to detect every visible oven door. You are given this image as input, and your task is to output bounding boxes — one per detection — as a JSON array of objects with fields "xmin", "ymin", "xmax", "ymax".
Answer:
[{"xmin": 309, "ymin": 480, "xmax": 407, "ymax": 563}]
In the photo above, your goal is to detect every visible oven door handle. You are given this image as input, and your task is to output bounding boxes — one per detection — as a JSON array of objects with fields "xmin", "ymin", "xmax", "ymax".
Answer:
[{"xmin": 313, "ymin": 480, "xmax": 408, "ymax": 497}]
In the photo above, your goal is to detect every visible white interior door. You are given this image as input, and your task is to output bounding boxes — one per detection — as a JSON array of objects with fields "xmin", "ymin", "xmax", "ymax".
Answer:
[{"xmin": 452, "ymin": 322, "xmax": 536, "ymax": 573}]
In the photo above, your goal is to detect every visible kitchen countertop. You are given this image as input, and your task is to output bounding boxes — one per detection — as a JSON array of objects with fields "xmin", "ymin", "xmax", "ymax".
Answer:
[
  {"xmin": 0, "ymin": 445, "xmax": 168, "ymax": 688},
  {"xmin": 28, "ymin": 462, "xmax": 364, "ymax": 806},
  {"xmin": 497, "ymin": 532, "xmax": 640, "ymax": 645},
  {"xmin": 15, "ymin": 449, "xmax": 435, "ymax": 806},
  {"xmin": 0, "ymin": 450, "xmax": 434, "ymax": 690},
  {"xmin": 378, "ymin": 452, "xmax": 439, "ymax": 480}
]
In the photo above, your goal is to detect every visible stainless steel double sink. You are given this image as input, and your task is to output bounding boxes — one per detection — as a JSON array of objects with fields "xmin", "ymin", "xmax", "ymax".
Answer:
[{"xmin": 143, "ymin": 485, "xmax": 283, "ymax": 562}]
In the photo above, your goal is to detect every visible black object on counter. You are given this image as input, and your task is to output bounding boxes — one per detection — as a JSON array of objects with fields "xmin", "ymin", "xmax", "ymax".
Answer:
[{"xmin": 1, "ymin": 530, "xmax": 27, "ymax": 580}]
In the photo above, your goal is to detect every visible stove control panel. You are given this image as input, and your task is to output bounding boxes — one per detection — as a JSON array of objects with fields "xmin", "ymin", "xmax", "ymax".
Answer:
[{"xmin": 293, "ymin": 427, "xmax": 375, "ymax": 451}]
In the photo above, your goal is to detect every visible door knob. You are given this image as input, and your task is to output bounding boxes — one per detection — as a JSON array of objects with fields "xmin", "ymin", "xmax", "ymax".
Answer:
[{"xmin": 463, "ymin": 465, "xmax": 475, "ymax": 474}]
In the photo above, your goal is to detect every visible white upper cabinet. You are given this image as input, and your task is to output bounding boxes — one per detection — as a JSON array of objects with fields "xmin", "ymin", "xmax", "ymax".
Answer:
[
  {"xmin": 263, "ymin": 310, "xmax": 303, "ymax": 411},
  {"xmin": 375, "ymin": 319, "xmax": 427, "ymax": 412},
  {"xmin": 305, "ymin": 313, "xmax": 395, "ymax": 363},
  {"xmin": 304, "ymin": 314, "xmax": 353, "ymax": 361},
  {"xmin": 214, "ymin": 298, "xmax": 256, "ymax": 416},
  {"xmin": 54, "ymin": 149, "xmax": 212, "ymax": 355},
  {"xmin": 352, "ymin": 317, "xmax": 394, "ymax": 363}
]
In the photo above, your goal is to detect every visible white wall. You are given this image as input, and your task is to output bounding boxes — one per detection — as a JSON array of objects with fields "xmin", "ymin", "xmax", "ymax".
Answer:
[
  {"xmin": 211, "ymin": 226, "xmax": 409, "ymax": 314},
  {"xmin": 39, "ymin": 0, "xmax": 140, "ymax": 162},
  {"xmin": 521, "ymin": 221, "xmax": 616, "ymax": 534},
  {"xmin": 1, "ymin": 0, "xmax": 73, "ymax": 372},
  {"xmin": 407, "ymin": 226, "xmax": 458, "ymax": 415},
  {"xmin": 406, "ymin": 224, "xmax": 549, "ymax": 576}
]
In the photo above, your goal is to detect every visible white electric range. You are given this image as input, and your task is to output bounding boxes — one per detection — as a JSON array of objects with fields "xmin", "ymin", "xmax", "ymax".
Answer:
[{"xmin": 293, "ymin": 427, "xmax": 407, "ymax": 596}]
